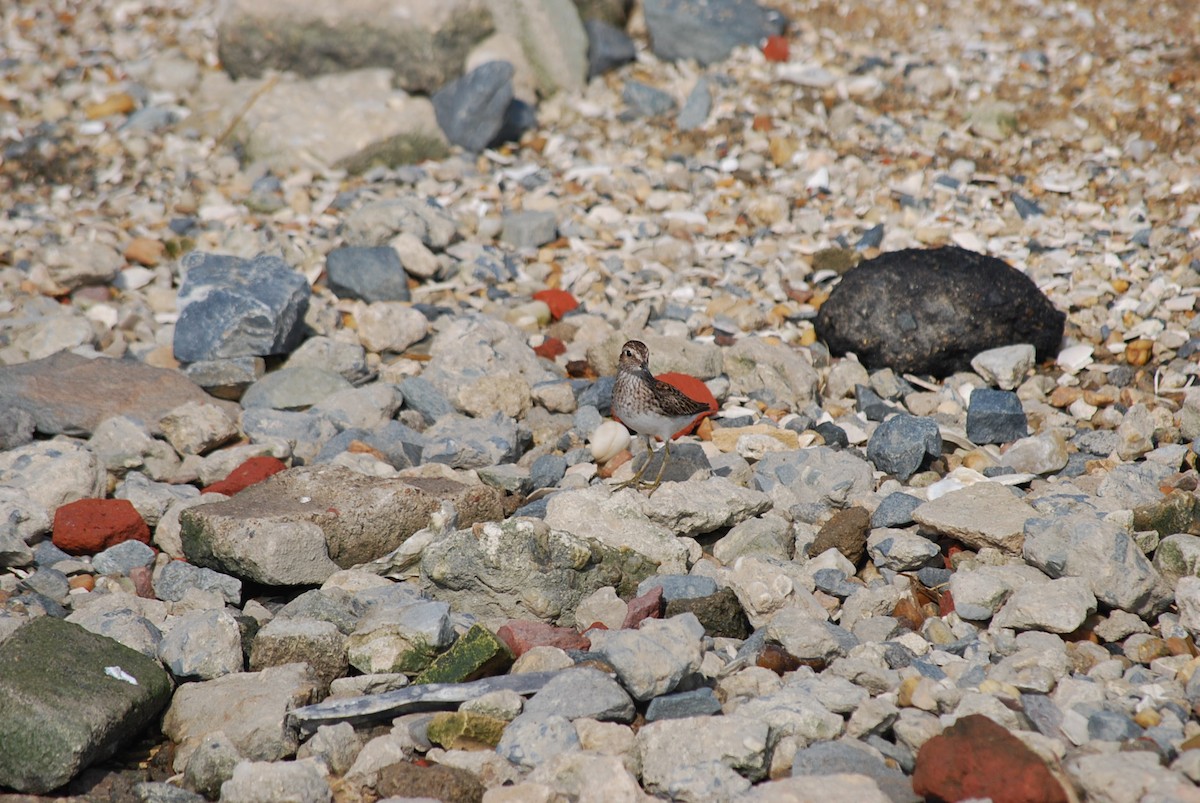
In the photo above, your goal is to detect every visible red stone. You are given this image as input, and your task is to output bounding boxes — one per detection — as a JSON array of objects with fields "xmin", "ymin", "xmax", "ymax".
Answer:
[
  {"xmin": 912, "ymin": 714, "xmax": 1070, "ymax": 803},
  {"xmin": 762, "ymin": 35, "xmax": 789, "ymax": 62},
  {"xmin": 938, "ymin": 589, "xmax": 956, "ymax": 616},
  {"xmin": 622, "ymin": 585, "xmax": 663, "ymax": 629},
  {"xmin": 495, "ymin": 620, "xmax": 591, "ymax": 657},
  {"xmin": 532, "ymin": 289, "xmax": 579, "ymax": 320},
  {"xmin": 533, "ymin": 336, "xmax": 567, "ymax": 359},
  {"xmin": 203, "ymin": 456, "xmax": 287, "ymax": 495},
  {"xmin": 129, "ymin": 564, "xmax": 156, "ymax": 598},
  {"xmin": 52, "ymin": 498, "xmax": 151, "ymax": 556}
]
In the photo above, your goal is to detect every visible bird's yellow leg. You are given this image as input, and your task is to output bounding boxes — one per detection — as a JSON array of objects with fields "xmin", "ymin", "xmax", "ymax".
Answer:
[
  {"xmin": 645, "ymin": 439, "xmax": 672, "ymax": 496},
  {"xmin": 614, "ymin": 437, "xmax": 654, "ymax": 490}
]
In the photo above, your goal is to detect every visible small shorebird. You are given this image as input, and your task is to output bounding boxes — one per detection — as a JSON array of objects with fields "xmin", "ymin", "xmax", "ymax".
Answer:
[{"xmin": 610, "ymin": 339, "xmax": 711, "ymax": 494}]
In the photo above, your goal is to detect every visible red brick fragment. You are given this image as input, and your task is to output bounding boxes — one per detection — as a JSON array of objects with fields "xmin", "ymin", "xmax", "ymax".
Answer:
[
  {"xmin": 203, "ymin": 456, "xmax": 287, "ymax": 495},
  {"xmin": 622, "ymin": 585, "xmax": 663, "ymax": 629},
  {"xmin": 533, "ymin": 337, "xmax": 567, "ymax": 359},
  {"xmin": 913, "ymin": 714, "xmax": 1069, "ymax": 803},
  {"xmin": 495, "ymin": 620, "xmax": 591, "ymax": 657},
  {"xmin": 762, "ymin": 35, "xmax": 789, "ymax": 62},
  {"xmin": 532, "ymin": 289, "xmax": 579, "ymax": 320},
  {"xmin": 52, "ymin": 498, "xmax": 151, "ymax": 556}
]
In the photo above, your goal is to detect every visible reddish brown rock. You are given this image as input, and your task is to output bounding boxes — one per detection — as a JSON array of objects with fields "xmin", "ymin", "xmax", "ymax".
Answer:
[
  {"xmin": 203, "ymin": 456, "xmax": 287, "ymax": 495},
  {"xmin": 495, "ymin": 620, "xmax": 590, "ymax": 657},
  {"xmin": 52, "ymin": 498, "xmax": 151, "ymax": 556},
  {"xmin": 129, "ymin": 564, "xmax": 156, "ymax": 598},
  {"xmin": 807, "ymin": 505, "xmax": 871, "ymax": 566},
  {"xmin": 622, "ymin": 585, "xmax": 663, "ymax": 629},
  {"xmin": 913, "ymin": 714, "xmax": 1070, "ymax": 803},
  {"xmin": 376, "ymin": 760, "xmax": 484, "ymax": 802}
]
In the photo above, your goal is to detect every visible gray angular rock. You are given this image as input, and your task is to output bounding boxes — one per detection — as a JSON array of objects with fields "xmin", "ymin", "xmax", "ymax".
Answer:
[
  {"xmin": 283, "ymin": 336, "xmax": 371, "ymax": 384},
  {"xmin": 623, "ymin": 80, "xmax": 676, "ymax": 117},
  {"xmin": 543, "ymin": 485, "xmax": 692, "ymax": 572},
  {"xmin": 992, "ymin": 576, "xmax": 1096, "ymax": 633},
  {"xmin": 0, "ymin": 439, "xmax": 106, "ymax": 512},
  {"xmin": 240, "ymin": 366, "xmax": 353, "ymax": 411},
  {"xmin": 421, "ymin": 412, "xmax": 521, "ymax": 469},
  {"xmin": 219, "ymin": 758, "xmax": 332, "ymax": 803},
  {"xmin": 114, "ymin": 472, "xmax": 201, "ymax": 528},
  {"xmin": 496, "ymin": 713, "xmax": 581, "ymax": 769},
  {"xmin": 501, "ymin": 210, "xmax": 558, "ymax": 249},
  {"xmin": 325, "ymin": 245, "xmax": 410, "ymax": 303},
  {"xmin": 912, "ymin": 482, "xmax": 1038, "ymax": 555},
  {"xmin": 637, "ymin": 574, "xmax": 719, "ymax": 601},
  {"xmin": 250, "ymin": 617, "xmax": 349, "ymax": 689},
  {"xmin": 752, "ymin": 447, "xmax": 874, "ymax": 516},
  {"xmin": 157, "ymin": 608, "xmax": 245, "ymax": 680},
  {"xmin": 92, "ymin": 539, "xmax": 157, "ymax": 576},
  {"xmin": 432, "ymin": 60, "xmax": 514, "ymax": 153},
  {"xmin": 588, "ymin": 612, "xmax": 705, "ymax": 701},
  {"xmin": 643, "ymin": 0, "xmax": 786, "ymax": 65},
  {"xmin": 522, "ymin": 666, "xmax": 635, "ymax": 722},
  {"xmin": 173, "ymin": 252, "xmax": 311, "ymax": 363},
  {"xmin": 0, "ymin": 617, "xmax": 172, "ymax": 794},
  {"xmin": 340, "ymin": 196, "xmax": 460, "ymax": 251},
  {"xmin": 646, "ymin": 687, "xmax": 723, "ymax": 722},
  {"xmin": 346, "ymin": 600, "xmax": 453, "ymax": 674},
  {"xmin": 154, "ymin": 556, "xmax": 243, "ymax": 605},
  {"xmin": 866, "ymin": 414, "xmax": 941, "ymax": 481},
  {"xmin": 790, "ymin": 740, "xmax": 921, "ymax": 803},
  {"xmin": 183, "ymin": 731, "xmax": 242, "ymax": 799},
  {"xmin": 1023, "ymin": 513, "xmax": 1172, "ymax": 617},
  {"xmin": 677, "ymin": 76, "xmax": 712, "ymax": 131},
  {"xmin": 637, "ymin": 714, "xmax": 771, "ymax": 793},
  {"xmin": 867, "ymin": 528, "xmax": 941, "ymax": 571},
  {"xmin": 162, "ymin": 662, "xmax": 322, "ymax": 772},
  {"xmin": 723, "ymin": 337, "xmax": 820, "ymax": 411}
]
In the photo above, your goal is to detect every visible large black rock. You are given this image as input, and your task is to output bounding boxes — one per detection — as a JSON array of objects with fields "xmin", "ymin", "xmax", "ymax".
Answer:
[{"xmin": 814, "ymin": 246, "xmax": 1065, "ymax": 377}]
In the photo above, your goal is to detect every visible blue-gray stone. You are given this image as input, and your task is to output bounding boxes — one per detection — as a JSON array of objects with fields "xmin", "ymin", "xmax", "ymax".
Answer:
[
  {"xmin": 92, "ymin": 540, "xmax": 157, "ymax": 576},
  {"xmin": 577, "ymin": 376, "xmax": 615, "ymax": 416},
  {"xmin": 856, "ymin": 224, "xmax": 885, "ymax": 250},
  {"xmin": 493, "ymin": 98, "xmax": 537, "ymax": 148},
  {"xmin": 513, "ymin": 497, "xmax": 549, "ymax": 519},
  {"xmin": 133, "ymin": 781, "xmax": 207, "ymax": 803},
  {"xmin": 966, "ymin": 388, "xmax": 1028, "ymax": 444},
  {"xmin": 1021, "ymin": 693, "xmax": 1064, "ymax": 739},
  {"xmin": 325, "ymin": 246, "xmax": 409, "ymax": 303},
  {"xmin": 1087, "ymin": 709, "xmax": 1141, "ymax": 742},
  {"xmin": 313, "ymin": 422, "xmax": 424, "ymax": 469},
  {"xmin": 910, "ymin": 657, "xmax": 947, "ymax": 681},
  {"xmin": 916, "ymin": 566, "xmax": 952, "ymax": 589},
  {"xmin": 496, "ymin": 713, "xmax": 580, "ymax": 769},
  {"xmin": 854, "ymin": 384, "xmax": 895, "ymax": 421},
  {"xmin": 637, "ymin": 442, "xmax": 710, "ymax": 484},
  {"xmin": 422, "ymin": 412, "xmax": 520, "ymax": 469},
  {"xmin": 397, "ymin": 376, "xmax": 454, "ymax": 425},
  {"xmin": 276, "ymin": 589, "xmax": 360, "ymax": 635},
  {"xmin": 241, "ymin": 408, "xmax": 338, "ymax": 459},
  {"xmin": 530, "ymin": 454, "xmax": 567, "ymax": 490},
  {"xmin": 572, "ymin": 405, "xmax": 604, "ymax": 437},
  {"xmin": 432, "ymin": 61, "xmax": 514, "ymax": 153},
  {"xmin": 643, "ymin": 0, "xmax": 786, "ymax": 65},
  {"xmin": 33, "ymin": 541, "xmax": 71, "ymax": 569},
  {"xmin": 501, "ymin": 211, "xmax": 558, "ymax": 249},
  {"xmin": 20, "ymin": 568, "xmax": 69, "ymax": 604},
  {"xmin": 240, "ymin": 366, "xmax": 352, "ymax": 411},
  {"xmin": 448, "ymin": 243, "xmax": 518, "ymax": 284},
  {"xmin": 866, "ymin": 414, "xmax": 941, "ymax": 481},
  {"xmin": 352, "ymin": 583, "xmax": 430, "ymax": 616},
  {"xmin": 790, "ymin": 740, "xmax": 920, "ymax": 803},
  {"xmin": 872, "ymin": 492, "xmax": 923, "ymax": 528},
  {"xmin": 677, "ymin": 77, "xmax": 712, "ymax": 131},
  {"xmin": 637, "ymin": 574, "xmax": 719, "ymax": 601},
  {"xmin": 813, "ymin": 421, "xmax": 848, "ymax": 448},
  {"xmin": 563, "ymin": 447, "xmax": 593, "ymax": 467},
  {"xmin": 585, "ymin": 19, "xmax": 637, "ymax": 79},
  {"xmin": 173, "ymin": 252, "xmax": 310, "ymax": 363},
  {"xmin": 645, "ymin": 687, "xmax": 722, "ymax": 721},
  {"xmin": 623, "ymin": 80, "xmax": 676, "ymax": 117},
  {"xmin": 153, "ymin": 559, "xmax": 242, "ymax": 605},
  {"xmin": 1011, "ymin": 193, "xmax": 1044, "ymax": 219},
  {"xmin": 11, "ymin": 591, "xmax": 67, "ymax": 619},
  {"xmin": 811, "ymin": 568, "xmax": 858, "ymax": 598}
]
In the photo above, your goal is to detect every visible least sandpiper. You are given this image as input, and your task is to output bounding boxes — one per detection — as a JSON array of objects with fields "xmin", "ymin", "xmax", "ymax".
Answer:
[{"xmin": 611, "ymin": 339, "xmax": 711, "ymax": 494}]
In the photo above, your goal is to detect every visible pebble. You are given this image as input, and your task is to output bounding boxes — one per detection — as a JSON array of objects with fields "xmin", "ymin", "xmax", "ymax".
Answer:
[{"xmin": 3, "ymin": 0, "xmax": 1200, "ymax": 798}]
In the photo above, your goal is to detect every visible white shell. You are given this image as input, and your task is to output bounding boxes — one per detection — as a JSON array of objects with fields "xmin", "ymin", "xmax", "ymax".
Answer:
[
  {"xmin": 589, "ymin": 420, "xmax": 631, "ymax": 463},
  {"xmin": 1056, "ymin": 344, "xmax": 1094, "ymax": 374}
]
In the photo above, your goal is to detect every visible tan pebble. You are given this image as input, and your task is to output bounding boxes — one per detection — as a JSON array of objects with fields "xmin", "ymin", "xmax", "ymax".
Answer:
[
  {"xmin": 68, "ymin": 574, "xmax": 95, "ymax": 592},
  {"xmin": 84, "ymin": 92, "xmax": 135, "ymax": 119},
  {"xmin": 124, "ymin": 237, "xmax": 165, "ymax": 267},
  {"xmin": 961, "ymin": 450, "xmax": 997, "ymax": 472},
  {"xmin": 1048, "ymin": 386, "xmax": 1082, "ymax": 408},
  {"xmin": 1126, "ymin": 339, "xmax": 1153, "ymax": 366},
  {"xmin": 1134, "ymin": 709, "xmax": 1162, "ymax": 729},
  {"xmin": 596, "ymin": 450, "xmax": 632, "ymax": 479}
]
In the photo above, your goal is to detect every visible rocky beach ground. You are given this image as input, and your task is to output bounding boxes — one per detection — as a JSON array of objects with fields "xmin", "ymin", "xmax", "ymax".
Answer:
[{"xmin": 2, "ymin": 0, "xmax": 1200, "ymax": 800}]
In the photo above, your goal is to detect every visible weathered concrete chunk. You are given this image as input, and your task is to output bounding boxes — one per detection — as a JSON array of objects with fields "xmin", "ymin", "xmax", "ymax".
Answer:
[
  {"xmin": 0, "ymin": 617, "xmax": 172, "ymax": 794},
  {"xmin": 913, "ymin": 482, "xmax": 1038, "ymax": 554},
  {"xmin": 180, "ymin": 465, "xmax": 503, "ymax": 585}
]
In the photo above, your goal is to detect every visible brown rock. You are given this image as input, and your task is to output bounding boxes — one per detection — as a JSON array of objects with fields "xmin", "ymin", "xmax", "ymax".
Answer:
[
  {"xmin": 0, "ymin": 352, "xmax": 237, "ymax": 438},
  {"xmin": 808, "ymin": 506, "xmax": 871, "ymax": 565},
  {"xmin": 913, "ymin": 713, "xmax": 1070, "ymax": 803},
  {"xmin": 495, "ymin": 620, "xmax": 590, "ymax": 657},
  {"xmin": 376, "ymin": 760, "xmax": 484, "ymax": 803},
  {"xmin": 203, "ymin": 456, "xmax": 288, "ymax": 496},
  {"xmin": 52, "ymin": 498, "xmax": 151, "ymax": 556},
  {"xmin": 621, "ymin": 585, "xmax": 663, "ymax": 629}
]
